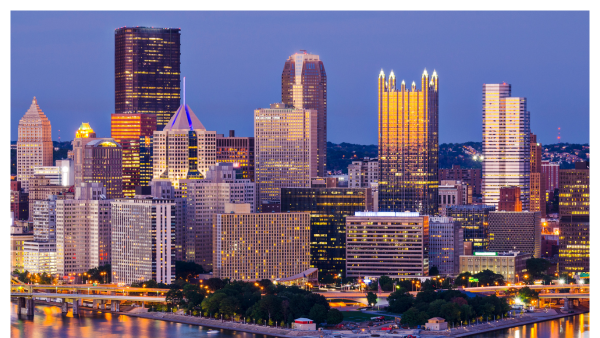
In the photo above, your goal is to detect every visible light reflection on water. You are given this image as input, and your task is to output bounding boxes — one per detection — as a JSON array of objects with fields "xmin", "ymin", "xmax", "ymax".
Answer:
[
  {"xmin": 466, "ymin": 313, "xmax": 589, "ymax": 338},
  {"xmin": 11, "ymin": 303, "xmax": 272, "ymax": 338}
]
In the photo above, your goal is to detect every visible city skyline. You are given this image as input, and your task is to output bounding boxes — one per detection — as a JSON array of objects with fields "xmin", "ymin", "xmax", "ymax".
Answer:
[{"xmin": 10, "ymin": 11, "xmax": 589, "ymax": 145}]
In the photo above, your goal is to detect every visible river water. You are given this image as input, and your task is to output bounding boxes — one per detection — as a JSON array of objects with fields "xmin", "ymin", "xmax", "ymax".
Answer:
[
  {"xmin": 10, "ymin": 304, "xmax": 272, "ymax": 338},
  {"xmin": 11, "ymin": 303, "xmax": 589, "ymax": 338},
  {"xmin": 466, "ymin": 312, "xmax": 589, "ymax": 338}
]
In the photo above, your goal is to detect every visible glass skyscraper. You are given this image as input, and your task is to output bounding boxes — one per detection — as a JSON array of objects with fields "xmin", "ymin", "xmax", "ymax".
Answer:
[
  {"xmin": 378, "ymin": 69, "xmax": 439, "ymax": 215},
  {"xmin": 282, "ymin": 51, "xmax": 327, "ymax": 177},
  {"xmin": 115, "ymin": 27, "xmax": 181, "ymax": 130}
]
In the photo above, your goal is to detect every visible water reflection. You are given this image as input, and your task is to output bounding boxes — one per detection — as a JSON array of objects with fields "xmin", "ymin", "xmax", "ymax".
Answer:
[
  {"xmin": 11, "ymin": 303, "xmax": 272, "ymax": 338},
  {"xmin": 467, "ymin": 313, "xmax": 589, "ymax": 338}
]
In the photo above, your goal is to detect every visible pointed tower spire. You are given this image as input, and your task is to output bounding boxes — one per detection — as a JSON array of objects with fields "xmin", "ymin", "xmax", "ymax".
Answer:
[
  {"xmin": 432, "ymin": 70, "xmax": 438, "ymax": 78},
  {"xmin": 183, "ymin": 77, "xmax": 186, "ymax": 107},
  {"xmin": 389, "ymin": 70, "xmax": 395, "ymax": 79},
  {"xmin": 422, "ymin": 68, "xmax": 428, "ymax": 77},
  {"xmin": 379, "ymin": 69, "xmax": 385, "ymax": 78},
  {"xmin": 401, "ymin": 80, "xmax": 405, "ymax": 85}
]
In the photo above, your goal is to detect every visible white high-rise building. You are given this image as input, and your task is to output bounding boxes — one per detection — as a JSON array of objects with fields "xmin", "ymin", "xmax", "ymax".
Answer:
[
  {"xmin": 348, "ymin": 157, "xmax": 379, "ymax": 188},
  {"xmin": 482, "ymin": 83, "xmax": 530, "ymax": 208},
  {"xmin": 55, "ymin": 183, "xmax": 112, "ymax": 276},
  {"xmin": 184, "ymin": 163, "xmax": 256, "ymax": 269},
  {"xmin": 254, "ymin": 103, "xmax": 318, "ymax": 208},
  {"xmin": 111, "ymin": 198, "xmax": 175, "ymax": 285},
  {"xmin": 33, "ymin": 159, "xmax": 74, "ymax": 187},
  {"xmin": 17, "ymin": 97, "xmax": 53, "ymax": 192},
  {"xmin": 428, "ymin": 217, "xmax": 464, "ymax": 276},
  {"xmin": 153, "ymin": 79, "xmax": 216, "ymax": 194}
]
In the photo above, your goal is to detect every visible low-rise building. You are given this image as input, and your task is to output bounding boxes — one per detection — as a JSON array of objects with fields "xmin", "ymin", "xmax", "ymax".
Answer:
[
  {"xmin": 23, "ymin": 241, "xmax": 57, "ymax": 274},
  {"xmin": 348, "ymin": 157, "xmax": 378, "ymax": 188},
  {"xmin": 345, "ymin": 212, "xmax": 429, "ymax": 278},
  {"xmin": 458, "ymin": 251, "xmax": 531, "ymax": 283}
]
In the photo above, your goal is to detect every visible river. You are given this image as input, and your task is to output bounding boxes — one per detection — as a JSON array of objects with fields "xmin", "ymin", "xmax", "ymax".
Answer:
[
  {"xmin": 10, "ymin": 304, "xmax": 272, "ymax": 338},
  {"xmin": 466, "ymin": 312, "xmax": 589, "ymax": 338}
]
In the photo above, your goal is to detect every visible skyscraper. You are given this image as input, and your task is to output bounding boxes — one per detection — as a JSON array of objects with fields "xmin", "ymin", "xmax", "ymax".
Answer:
[
  {"xmin": 82, "ymin": 139, "xmax": 123, "ymax": 199},
  {"xmin": 378, "ymin": 69, "xmax": 439, "ymax": 215},
  {"xmin": 482, "ymin": 83, "xmax": 530, "ymax": 208},
  {"xmin": 216, "ymin": 130, "xmax": 255, "ymax": 181},
  {"xmin": 115, "ymin": 27, "xmax": 181, "ymax": 130},
  {"xmin": 111, "ymin": 113, "xmax": 157, "ymax": 197},
  {"xmin": 282, "ymin": 51, "xmax": 327, "ymax": 176},
  {"xmin": 152, "ymin": 79, "xmax": 216, "ymax": 194},
  {"xmin": 254, "ymin": 103, "xmax": 318, "ymax": 208},
  {"xmin": 488, "ymin": 211, "xmax": 541, "ymax": 258},
  {"xmin": 17, "ymin": 97, "xmax": 53, "ymax": 193},
  {"xmin": 529, "ymin": 133, "xmax": 546, "ymax": 217}
]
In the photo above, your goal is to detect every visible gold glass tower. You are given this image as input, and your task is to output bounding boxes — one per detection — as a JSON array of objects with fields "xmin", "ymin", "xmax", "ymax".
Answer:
[{"xmin": 378, "ymin": 69, "xmax": 439, "ymax": 215}]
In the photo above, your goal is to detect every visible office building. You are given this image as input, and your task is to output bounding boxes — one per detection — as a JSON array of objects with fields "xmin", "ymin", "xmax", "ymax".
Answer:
[
  {"xmin": 111, "ymin": 113, "xmax": 157, "ymax": 197},
  {"xmin": 23, "ymin": 241, "xmax": 57, "ymax": 274},
  {"xmin": 17, "ymin": 97, "xmax": 53, "ymax": 192},
  {"xmin": 378, "ymin": 69, "xmax": 439, "ymax": 215},
  {"xmin": 282, "ymin": 51, "xmax": 327, "ymax": 177},
  {"xmin": 445, "ymin": 205, "xmax": 495, "ymax": 252},
  {"xmin": 439, "ymin": 165, "xmax": 482, "ymax": 195},
  {"xmin": 27, "ymin": 177, "xmax": 73, "ymax": 220},
  {"xmin": 558, "ymin": 162, "xmax": 589, "ymax": 274},
  {"xmin": 489, "ymin": 211, "xmax": 541, "ymax": 258},
  {"xmin": 281, "ymin": 185, "xmax": 372, "ymax": 279},
  {"xmin": 346, "ymin": 211, "xmax": 429, "ymax": 277},
  {"xmin": 11, "ymin": 226, "xmax": 34, "ymax": 273},
  {"xmin": 32, "ymin": 197, "xmax": 58, "ymax": 242},
  {"xmin": 23, "ymin": 195, "xmax": 61, "ymax": 274},
  {"xmin": 147, "ymin": 180, "xmax": 187, "ymax": 261},
  {"xmin": 429, "ymin": 217, "xmax": 464, "ymax": 276},
  {"xmin": 530, "ymin": 133, "xmax": 546, "ymax": 217},
  {"xmin": 73, "ymin": 123, "xmax": 99, "ymax": 187},
  {"xmin": 184, "ymin": 163, "xmax": 255, "ymax": 269},
  {"xmin": 115, "ymin": 27, "xmax": 181, "ymax": 130},
  {"xmin": 498, "ymin": 186, "xmax": 522, "ymax": 212},
  {"xmin": 216, "ymin": 130, "xmax": 255, "ymax": 181},
  {"xmin": 348, "ymin": 157, "xmax": 378, "ymax": 188},
  {"xmin": 153, "ymin": 81, "xmax": 216, "ymax": 193},
  {"xmin": 254, "ymin": 103, "xmax": 318, "ymax": 207},
  {"xmin": 111, "ymin": 197, "xmax": 176, "ymax": 285},
  {"xmin": 140, "ymin": 136, "xmax": 154, "ymax": 187},
  {"xmin": 55, "ymin": 183, "xmax": 112, "ymax": 276},
  {"xmin": 10, "ymin": 181, "xmax": 29, "ymax": 221},
  {"xmin": 542, "ymin": 160, "xmax": 560, "ymax": 192},
  {"xmin": 213, "ymin": 211, "xmax": 310, "ymax": 281},
  {"xmin": 33, "ymin": 159, "xmax": 74, "ymax": 187},
  {"xmin": 438, "ymin": 180, "xmax": 472, "ymax": 215},
  {"xmin": 481, "ymin": 83, "xmax": 530, "ymax": 209},
  {"xmin": 75, "ymin": 123, "xmax": 96, "ymax": 138},
  {"xmin": 82, "ymin": 139, "xmax": 123, "ymax": 199},
  {"xmin": 459, "ymin": 251, "xmax": 530, "ymax": 283}
]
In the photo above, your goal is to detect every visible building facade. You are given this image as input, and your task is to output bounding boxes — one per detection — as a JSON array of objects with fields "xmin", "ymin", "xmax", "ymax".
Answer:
[
  {"xmin": 111, "ymin": 198, "xmax": 176, "ymax": 285},
  {"xmin": 17, "ymin": 97, "xmax": 53, "ymax": 192},
  {"xmin": 213, "ymin": 211, "xmax": 311, "ymax": 281},
  {"xmin": 115, "ymin": 27, "xmax": 181, "ymax": 130},
  {"xmin": 558, "ymin": 163, "xmax": 589, "ymax": 274},
  {"xmin": 378, "ymin": 69, "xmax": 439, "ymax": 215},
  {"xmin": 488, "ymin": 211, "xmax": 541, "ymax": 258},
  {"xmin": 459, "ymin": 251, "xmax": 531, "ymax": 284},
  {"xmin": 529, "ymin": 133, "xmax": 546, "ymax": 217},
  {"xmin": 542, "ymin": 160, "xmax": 560, "ymax": 192},
  {"xmin": 348, "ymin": 157, "xmax": 378, "ymax": 188},
  {"xmin": 254, "ymin": 103, "xmax": 318, "ymax": 207},
  {"xmin": 111, "ymin": 113, "xmax": 157, "ymax": 197},
  {"xmin": 481, "ymin": 83, "xmax": 530, "ymax": 209},
  {"xmin": 281, "ymin": 186, "xmax": 372, "ymax": 280},
  {"xmin": 216, "ymin": 130, "xmax": 255, "ymax": 181},
  {"xmin": 10, "ymin": 181, "xmax": 29, "ymax": 221},
  {"xmin": 282, "ymin": 51, "xmax": 327, "ymax": 177},
  {"xmin": 438, "ymin": 180, "xmax": 472, "ymax": 215},
  {"xmin": 439, "ymin": 165, "xmax": 482, "ymax": 195},
  {"xmin": 184, "ymin": 163, "xmax": 256, "ymax": 269},
  {"xmin": 82, "ymin": 139, "xmax": 123, "ymax": 199},
  {"xmin": 445, "ymin": 204, "xmax": 495, "ymax": 252},
  {"xmin": 153, "ymin": 89, "xmax": 216, "ymax": 193},
  {"xmin": 498, "ymin": 186, "xmax": 522, "ymax": 212},
  {"xmin": 429, "ymin": 217, "xmax": 464, "ymax": 276},
  {"xmin": 346, "ymin": 212, "xmax": 429, "ymax": 278}
]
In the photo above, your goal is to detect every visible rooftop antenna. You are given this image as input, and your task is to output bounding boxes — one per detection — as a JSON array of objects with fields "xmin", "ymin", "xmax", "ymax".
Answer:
[
  {"xmin": 58, "ymin": 129, "xmax": 61, "ymax": 143},
  {"xmin": 557, "ymin": 127, "xmax": 561, "ymax": 142},
  {"xmin": 183, "ymin": 77, "xmax": 186, "ymax": 107}
]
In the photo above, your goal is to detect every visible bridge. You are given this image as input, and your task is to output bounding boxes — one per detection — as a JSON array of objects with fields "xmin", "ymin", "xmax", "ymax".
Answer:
[
  {"xmin": 463, "ymin": 284, "xmax": 589, "ymax": 293},
  {"xmin": 11, "ymin": 284, "xmax": 169, "ymax": 318}
]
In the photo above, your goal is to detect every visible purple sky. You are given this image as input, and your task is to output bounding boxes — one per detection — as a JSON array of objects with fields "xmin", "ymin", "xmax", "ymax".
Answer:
[{"xmin": 11, "ymin": 11, "xmax": 589, "ymax": 145}]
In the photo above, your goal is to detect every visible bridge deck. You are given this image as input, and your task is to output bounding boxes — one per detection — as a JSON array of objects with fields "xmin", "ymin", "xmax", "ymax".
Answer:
[{"xmin": 11, "ymin": 292, "xmax": 166, "ymax": 302}]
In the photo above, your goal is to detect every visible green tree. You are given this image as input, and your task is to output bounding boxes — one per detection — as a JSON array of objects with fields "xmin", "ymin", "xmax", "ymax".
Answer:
[
  {"xmin": 183, "ymin": 284, "xmax": 206, "ymax": 310},
  {"xmin": 326, "ymin": 308, "xmax": 344, "ymax": 325},
  {"xmin": 386, "ymin": 288, "xmax": 413, "ymax": 314},
  {"xmin": 175, "ymin": 261, "xmax": 205, "ymax": 280},
  {"xmin": 473, "ymin": 269, "xmax": 504, "ymax": 286},
  {"xmin": 378, "ymin": 276, "xmax": 394, "ymax": 291},
  {"xmin": 308, "ymin": 304, "xmax": 328, "ymax": 326},
  {"xmin": 259, "ymin": 294, "xmax": 282, "ymax": 322},
  {"xmin": 166, "ymin": 289, "xmax": 184, "ymax": 307},
  {"xmin": 439, "ymin": 302, "xmax": 461, "ymax": 324},
  {"xmin": 400, "ymin": 307, "xmax": 428, "ymax": 327},
  {"xmin": 366, "ymin": 292, "xmax": 378, "ymax": 306},
  {"xmin": 426, "ymin": 299, "xmax": 446, "ymax": 318},
  {"xmin": 454, "ymin": 272, "xmax": 472, "ymax": 287},
  {"xmin": 220, "ymin": 296, "xmax": 240, "ymax": 317},
  {"xmin": 205, "ymin": 278, "xmax": 226, "ymax": 291},
  {"xmin": 429, "ymin": 265, "xmax": 439, "ymax": 276},
  {"xmin": 526, "ymin": 258, "xmax": 552, "ymax": 278},
  {"xmin": 518, "ymin": 287, "xmax": 539, "ymax": 304},
  {"xmin": 201, "ymin": 293, "xmax": 227, "ymax": 315}
]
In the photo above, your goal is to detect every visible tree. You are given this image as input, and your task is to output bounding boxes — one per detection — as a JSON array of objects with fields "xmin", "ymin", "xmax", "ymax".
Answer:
[
  {"xmin": 326, "ymin": 308, "xmax": 344, "ymax": 325},
  {"xmin": 308, "ymin": 304, "xmax": 328, "ymax": 326},
  {"xmin": 429, "ymin": 265, "xmax": 439, "ymax": 276},
  {"xmin": 205, "ymin": 278, "xmax": 226, "ymax": 291},
  {"xmin": 454, "ymin": 272, "xmax": 472, "ymax": 287},
  {"xmin": 439, "ymin": 302, "xmax": 461, "ymax": 324},
  {"xmin": 201, "ymin": 293, "xmax": 227, "ymax": 315},
  {"xmin": 400, "ymin": 307, "xmax": 428, "ymax": 327},
  {"xmin": 166, "ymin": 289, "xmax": 184, "ymax": 307},
  {"xmin": 220, "ymin": 296, "xmax": 240, "ymax": 317},
  {"xmin": 386, "ymin": 288, "xmax": 413, "ymax": 314},
  {"xmin": 426, "ymin": 299, "xmax": 447, "ymax": 318},
  {"xmin": 451, "ymin": 297, "xmax": 468, "ymax": 306},
  {"xmin": 378, "ymin": 276, "xmax": 394, "ymax": 291},
  {"xmin": 175, "ymin": 261, "xmax": 205, "ymax": 280},
  {"xmin": 473, "ymin": 269, "xmax": 504, "ymax": 286},
  {"xmin": 518, "ymin": 287, "xmax": 539, "ymax": 304},
  {"xmin": 366, "ymin": 292, "xmax": 378, "ymax": 306},
  {"xmin": 183, "ymin": 284, "xmax": 206, "ymax": 310},
  {"xmin": 526, "ymin": 258, "xmax": 552, "ymax": 278},
  {"xmin": 416, "ymin": 289, "xmax": 437, "ymax": 303},
  {"xmin": 259, "ymin": 294, "xmax": 282, "ymax": 323}
]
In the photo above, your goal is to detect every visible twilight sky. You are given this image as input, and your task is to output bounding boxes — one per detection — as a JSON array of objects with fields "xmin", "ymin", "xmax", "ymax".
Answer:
[{"xmin": 11, "ymin": 11, "xmax": 589, "ymax": 145}]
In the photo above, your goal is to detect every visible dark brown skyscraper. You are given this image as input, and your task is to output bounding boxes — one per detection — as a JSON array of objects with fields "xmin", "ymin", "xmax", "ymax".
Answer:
[
  {"xmin": 115, "ymin": 27, "xmax": 181, "ymax": 130},
  {"xmin": 282, "ymin": 51, "xmax": 327, "ymax": 176}
]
